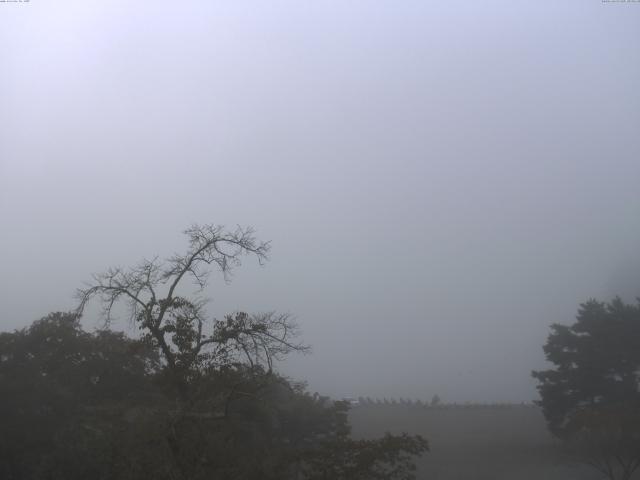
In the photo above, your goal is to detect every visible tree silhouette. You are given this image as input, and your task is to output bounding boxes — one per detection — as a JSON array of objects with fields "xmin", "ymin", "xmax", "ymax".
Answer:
[
  {"xmin": 532, "ymin": 298, "xmax": 640, "ymax": 480},
  {"xmin": 66, "ymin": 223, "xmax": 429, "ymax": 479}
]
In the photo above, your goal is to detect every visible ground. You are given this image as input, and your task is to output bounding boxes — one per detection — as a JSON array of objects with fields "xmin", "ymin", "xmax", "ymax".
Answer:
[{"xmin": 349, "ymin": 404, "xmax": 602, "ymax": 480}]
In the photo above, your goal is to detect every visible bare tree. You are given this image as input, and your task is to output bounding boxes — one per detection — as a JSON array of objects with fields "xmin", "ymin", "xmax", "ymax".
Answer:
[{"xmin": 76, "ymin": 224, "xmax": 307, "ymax": 381}]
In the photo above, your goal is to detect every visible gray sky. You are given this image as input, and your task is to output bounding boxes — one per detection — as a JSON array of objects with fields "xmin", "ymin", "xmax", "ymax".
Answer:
[{"xmin": 1, "ymin": 0, "xmax": 639, "ymax": 403}]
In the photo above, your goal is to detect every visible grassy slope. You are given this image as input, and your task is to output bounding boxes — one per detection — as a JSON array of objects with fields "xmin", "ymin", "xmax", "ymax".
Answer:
[{"xmin": 349, "ymin": 405, "xmax": 601, "ymax": 480}]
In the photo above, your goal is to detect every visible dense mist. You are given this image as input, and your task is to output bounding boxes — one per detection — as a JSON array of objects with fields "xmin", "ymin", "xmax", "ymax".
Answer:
[{"xmin": 1, "ymin": 0, "xmax": 639, "ymax": 405}]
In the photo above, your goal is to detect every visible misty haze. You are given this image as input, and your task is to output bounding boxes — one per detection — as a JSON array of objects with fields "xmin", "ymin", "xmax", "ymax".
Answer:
[{"xmin": 1, "ymin": 1, "xmax": 639, "ymax": 479}]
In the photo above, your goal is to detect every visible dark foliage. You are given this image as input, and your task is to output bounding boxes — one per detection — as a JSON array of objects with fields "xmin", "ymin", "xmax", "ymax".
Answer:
[
  {"xmin": 0, "ymin": 312, "xmax": 162, "ymax": 480},
  {"xmin": 532, "ymin": 298, "xmax": 640, "ymax": 480},
  {"xmin": 1, "ymin": 224, "xmax": 427, "ymax": 479}
]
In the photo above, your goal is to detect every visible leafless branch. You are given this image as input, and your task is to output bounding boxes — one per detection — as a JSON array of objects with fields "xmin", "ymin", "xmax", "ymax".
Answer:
[{"xmin": 75, "ymin": 224, "xmax": 304, "ymax": 381}]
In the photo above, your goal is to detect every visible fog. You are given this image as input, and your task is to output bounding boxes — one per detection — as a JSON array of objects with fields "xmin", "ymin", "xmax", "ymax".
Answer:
[{"xmin": 1, "ymin": 0, "xmax": 639, "ymax": 403}]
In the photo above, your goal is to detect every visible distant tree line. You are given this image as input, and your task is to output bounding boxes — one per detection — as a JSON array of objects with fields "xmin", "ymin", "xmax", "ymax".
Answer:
[{"xmin": 351, "ymin": 397, "xmax": 537, "ymax": 409}]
